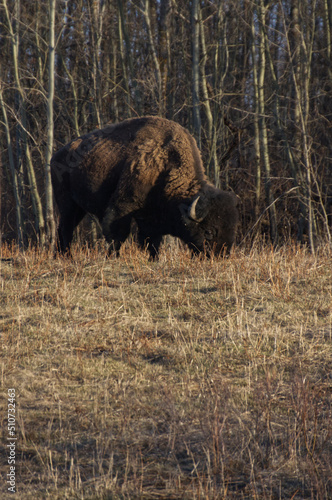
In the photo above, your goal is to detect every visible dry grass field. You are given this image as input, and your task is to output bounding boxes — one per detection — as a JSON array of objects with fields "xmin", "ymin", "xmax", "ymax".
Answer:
[{"xmin": 0, "ymin": 241, "xmax": 331, "ymax": 499}]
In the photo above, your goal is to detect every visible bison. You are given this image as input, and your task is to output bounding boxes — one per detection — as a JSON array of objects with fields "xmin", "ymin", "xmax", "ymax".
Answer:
[{"xmin": 51, "ymin": 116, "xmax": 239, "ymax": 258}]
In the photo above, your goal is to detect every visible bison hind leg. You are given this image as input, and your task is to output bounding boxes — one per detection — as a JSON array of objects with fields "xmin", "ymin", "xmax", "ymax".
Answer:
[{"xmin": 57, "ymin": 203, "xmax": 86, "ymax": 254}]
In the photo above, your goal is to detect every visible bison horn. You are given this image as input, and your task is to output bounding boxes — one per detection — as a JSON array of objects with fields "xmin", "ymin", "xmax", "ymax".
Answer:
[{"xmin": 188, "ymin": 196, "xmax": 203, "ymax": 222}]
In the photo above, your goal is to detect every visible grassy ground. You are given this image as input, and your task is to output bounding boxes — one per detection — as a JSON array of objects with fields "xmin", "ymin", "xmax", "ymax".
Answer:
[{"xmin": 0, "ymin": 241, "xmax": 331, "ymax": 499}]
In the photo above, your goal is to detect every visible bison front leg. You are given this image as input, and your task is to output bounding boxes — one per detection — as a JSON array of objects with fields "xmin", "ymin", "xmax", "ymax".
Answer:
[
  {"xmin": 136, "ymin": 226, "xmax": 163, "ymax": 260},
  {"xmin": 102, "ymin": 207, "xmax": 133, "ymax": 256}
]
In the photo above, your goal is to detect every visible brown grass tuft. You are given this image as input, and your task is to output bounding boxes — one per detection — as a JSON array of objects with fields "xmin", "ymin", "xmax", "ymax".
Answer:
[{"xmin": 0, "ymin": 241, "xmax": 331, "ymax": 499}]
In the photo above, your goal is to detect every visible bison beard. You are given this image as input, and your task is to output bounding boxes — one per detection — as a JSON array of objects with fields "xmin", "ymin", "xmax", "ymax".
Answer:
[{"xmin": 51, "ymin": 116, "xmax": 239, "ymax": 258}]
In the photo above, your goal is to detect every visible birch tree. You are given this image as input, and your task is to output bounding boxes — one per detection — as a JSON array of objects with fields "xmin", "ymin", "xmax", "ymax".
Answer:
[
  {"xmin": 200, "ymin": 5, "xmax": 218, "ymax": 184},
  {"xmin": 2, "ymin": 0, "xmax": 45, "ymax": 245},
  {"xmin": 250, "ymin": 4, "xmax": 262, "ymax": 220},
  {"xmin": 117, "ymin": 0, "xmax": 136, "ymax": 116},
  {"xmin": 158, "ymin": 0, "xmax": 172, "ymax": 117},
  {"xmin": 256, "ymin": 0, "xmax": 278, "ymax": 244},
  {"xmin": 44, "ymin": 0, "xmax": 56, "ymax": 246},
  {"xmin": 0, "ymin": 0, "xmax": 331, "ymax": 247},
  {"xmin": 0, "ymin": 78, "xmax": 23, "ymax": 246},
  {"xmin": 131, "ymin": 0, "xmax": 172, "ymax": 117},
  {"xmin": 280, "ymin": 0, "xmax": 317, "ymax": 250},
  {"xmin": 191, "ymin": 0, "xmax": 201, "ymax": 148}
]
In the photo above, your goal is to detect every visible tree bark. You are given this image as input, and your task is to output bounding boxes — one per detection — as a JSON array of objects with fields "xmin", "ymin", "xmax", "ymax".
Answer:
[
  {"xmin": 191, "ymin": 0, "xmax": 201, "ymax": 148},
  {"xmin": 257, "ymin": 0, "xmax": 278, "ymax": 244},
  {"xmin": 117, "ymin": 0, "xmax": 133, "ymax": 116},
  {"xmin": 2, "ymin": 0, "xmax": 45, "ymax": 245},
  {"xmin": 142, "ymin": 0, "xmax": 163, "ymax": 115},
  {"xmin": 0, "ymin": 79, "xmax": 24, "ymax": 247},
  {"xmin": 45, "ymin": 0, "xmax": 56, "ymax": 247},
  {"xmin": 281, "ymin": 0, "xmax": 316, "ymax": 250},
  {"xmin": 251, "ymin": 6, "xmax": 262, "ymax": 220},
  {"xmin": 200, "ymin": 6, "xmax": 219, "ymax": 185},
  {"xmin": 89, "ymin": 0, "xmax": 106, "ymax": 127},
  {"xmin": 158, "ymin": 0, "xmax": 172, "ymax": 117}
]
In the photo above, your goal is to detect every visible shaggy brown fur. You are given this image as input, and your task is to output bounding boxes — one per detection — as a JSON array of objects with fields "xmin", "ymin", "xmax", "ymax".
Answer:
[{"xmin": 51, "ymin": 116, "xmax": 239, "ymax": 257}]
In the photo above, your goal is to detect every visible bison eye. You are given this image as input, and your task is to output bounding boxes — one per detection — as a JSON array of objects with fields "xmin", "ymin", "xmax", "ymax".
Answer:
[{"xmin": 205, "ymin": 229, "xmax": 214, "ymax": 240}]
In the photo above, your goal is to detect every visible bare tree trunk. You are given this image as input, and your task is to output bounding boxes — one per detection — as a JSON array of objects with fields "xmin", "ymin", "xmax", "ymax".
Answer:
[
  {"xmin": 142, "ymin": 0, "xmax": 163, "ymax": 115},
  {"xmin": 288, "ymin": 0, "xmax": 307, "ymax": 243},
  {"xmin": 0, "ymin": 79, "xmax": 24, "ymax": 247},
  {"xmin": 61, "ymin": 58, "xmax": 80, "ymax": 136},
  {"xmin": 200, "ymin": 6, "xmax": 219, "ymax": 185},
  {"xmin": 324, "ymin": 0, "xmax": 332, "ymax": 82},
  {"xmin": 250, "ymin": 6, "xmax": 262, "ymax": 220},
  {"xmin": 257, "ymin": 0, "xmax": 278, "ymax": 244},
  {"xmin": 263, "ymin": 3, "xmax": 307, "ymax": 241},
  {"xmin": 35, "ymin": 3, "xmax": 44, "ymax": 83},
  {"xmin": 111, "ymin": 35, "xmax": 119, "ymax": 121},
  {"xmin": 281, "ymin": 0, "xmax": 316, "ymax": 251},
  {"xmin": 89, "ymin": 0, "xmax": 106, "ymax": 127},
  {"xmin": 45, "ymin": 0, "xmax": 56, "ymax": 247},
  {"xmin": 117, "ymin": 0, "xmax": 133, "ymax": 116},
  {"xmin": 24, "ymin": 134, "xmax": 45, "ymax": 245},
  {"xmin": 158, "ymin": 0, "xmax": 172, "ymax": 117},
  {"xmin": 2, "ymin": 0, "xmax": 45, "ymax": 245},
  {"xmin": 191, "ymin": 0, "xmax": 201, "ymax": 148}
]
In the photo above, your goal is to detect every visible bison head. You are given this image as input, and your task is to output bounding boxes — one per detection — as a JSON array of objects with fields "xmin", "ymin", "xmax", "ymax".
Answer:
[{"xmin": 180, "ymin": 188, "xmax": 239, "ymax": 256}]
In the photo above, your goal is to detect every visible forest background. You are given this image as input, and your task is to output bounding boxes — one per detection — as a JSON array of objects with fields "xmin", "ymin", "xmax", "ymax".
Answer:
[{"xmin": 0, "ymin": 0, "xmax": 331, "ymax": 251}]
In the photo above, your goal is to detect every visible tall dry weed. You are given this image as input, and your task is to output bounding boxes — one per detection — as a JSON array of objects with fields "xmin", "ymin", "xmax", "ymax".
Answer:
[{"xmin": 0, "ymin": 240, "xmax": 331, "ymax": 498}]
